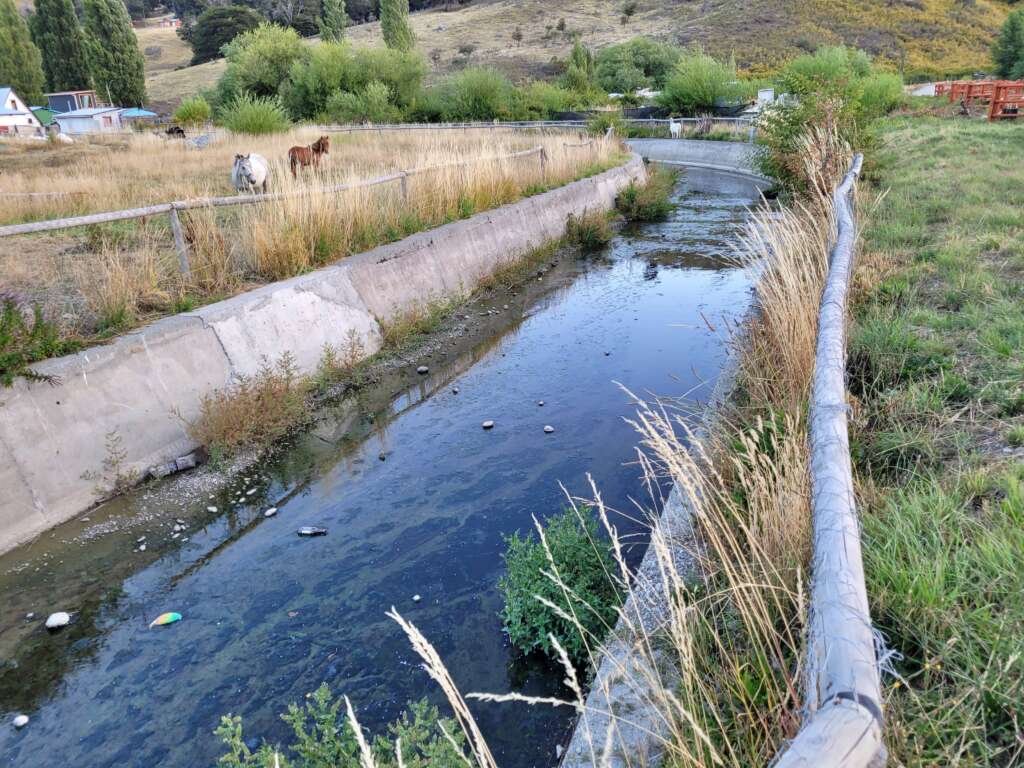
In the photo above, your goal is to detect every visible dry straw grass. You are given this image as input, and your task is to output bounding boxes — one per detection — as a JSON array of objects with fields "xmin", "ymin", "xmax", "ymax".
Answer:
[
  {"xmin": 367, "ymin": 127, "xmax": 854, "ymax": 766},
  {"xmin": 1, "ymin": 128, "xmax": 621, "ymax": 341}
]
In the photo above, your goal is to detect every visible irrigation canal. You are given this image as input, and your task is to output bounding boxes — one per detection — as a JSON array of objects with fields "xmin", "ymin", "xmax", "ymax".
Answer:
[{"xmin": 0, "ymin": 167, "xmax": 762, "ymax": 767}]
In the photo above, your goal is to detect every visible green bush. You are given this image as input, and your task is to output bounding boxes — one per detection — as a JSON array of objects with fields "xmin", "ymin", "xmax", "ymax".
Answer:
[
  {"xmin": 1, "ymin": 298, "xmax": 79, "ymax": 387},
  {"xmin": 216, "ymin": 685, "xmax": 466, "ymax": 768},
  {"xmin": 595, "ymin": 37, "xmax": 680, "ymax": 94},
  {"xmin": 325, "ymin": 80, "xmax": 403, "ymax": 123},
  {"xmin": 220, "ymin": 93, "xmax": 291, "ymax": 134},
  {"xmin": 499, "ymin": 508, "xmax": 623, "ymax": 662},
  {"xmin": 566, "ymin": 210, "xmax": 613, "ymax": 251},
  {"xmin": 173, "ymin": 95, "xmax": 212, "ymax": 126},
  {"xmin": 514, "ymin": 81, "xmax": 581, "ymax": 119},
  {"xmin": 215, "ymin": 23, "xmax": 305, "ymax": 104},
  {"xmin": 616, "ymin": 166, "xmax": 676, "ymax": 222},
  {"xmin": 429, "ymin": 67, "xmax": 517, "ymax": 121},
  {"xmin": 283, "ymin": 41, "xmax": 425, "ymax": 120},
  {"xmin": 586, "ymin": 110, "xmax": 626, "ymax": 136},
  {"xmin": 859, "ymin": 71, "xmax": 905, "ymax": 119},
  {"xmin": 657, "ymin": 49, "xmax": 742, "ymax": 115}
]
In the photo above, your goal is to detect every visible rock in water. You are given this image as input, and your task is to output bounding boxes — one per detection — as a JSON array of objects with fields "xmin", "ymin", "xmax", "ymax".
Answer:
[
  {"xmin": 537, "ymin": 400, "xmax": 545, "ymax": 406},
  {"xmin": 544, "ymin": 425, "xmax": 555, "ymax": 433},
  {"xmin": 12, "ymin": 714, "xmax": 28, "ymax": 729},
  {"xmin": 297, "ymin": 526, "xmax": 327, "ymax": 537},
  {"xmin": 45, "ymin": 612, "xmax": 71, "ymax": 630},
  {"xmin": 264, "ymin": 508, "xmax": 278, "ymax": 518},
  {"xmin": 416, "ymin": 366, "xmax": 429, "ymax": 375},
  {"xmin": 482, "ymin": 420, "xmax": 495, "ymax": 430},
  {"xmin": 412, "ymin": 594, "xmax": 422, "ymax": 603}
]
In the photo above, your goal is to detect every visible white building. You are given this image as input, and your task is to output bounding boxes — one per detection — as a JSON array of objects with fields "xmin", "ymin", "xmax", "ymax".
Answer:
[
  {"xmin": 53, "ymin": 107, "xmax": 125, "ymax": 135},
  {"xmin": 0, "ymin": 87, "xmax": 45, "ymax": 137}
]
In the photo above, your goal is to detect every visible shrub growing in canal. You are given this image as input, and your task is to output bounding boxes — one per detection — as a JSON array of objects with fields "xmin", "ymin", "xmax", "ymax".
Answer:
[
  {"xmin": 189, "ymin": 352, "xmax": 311, "ymax": 456},
  {"xmin": 565, "ymin": 209, "xmax": 614, "ymax": 252},
  {"xmin": 615, "ymin": 166, "xmax": 676, "ymax": 222},
  {"xmin": 499, "ymin": 507, "xmax": 623, "ymax": 662},
  {"xmin": 216, "ymin": 684, "xmax": 467, "ymax": 767}
]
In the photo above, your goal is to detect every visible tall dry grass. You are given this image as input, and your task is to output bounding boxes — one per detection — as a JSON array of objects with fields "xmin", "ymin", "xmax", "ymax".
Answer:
[{"xmin": 0, "ymin": 128, "xmax": 621, "ymax": 342}]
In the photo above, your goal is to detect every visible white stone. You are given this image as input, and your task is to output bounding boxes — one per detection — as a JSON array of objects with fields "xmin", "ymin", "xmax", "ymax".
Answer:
[
  {"xmin": 12, "ymin": 714, "xmax": 28, "ymax": 729},
  {"xmin": 417, "ymin": 365, "xmax": 429, "ymax": 374},
  {"xmin": 482, "ymin": 420, "xmax": 494, "ymax": 429},
  {"xmin": 246, "ymin": 488, "xmax": 257, "ymax": 495},
  {"xmin": 207, "ymin": 506, "xmax": 218, "ymax": 512},
  {"xmin": 139, "ymin": 544, "xmax": 147, "ymax": 552},
  {"xmin": 264, "ymin": 508, "xmax": 278, "ymax": 517},
  {"xmin": 537, "ymin": 400, "xmax": 545, "ymax": 406},
  {"xmin": 412, "ymin": 594, "xmax": 422, "ymax": 602},
  {"xmin": 544, "ymin": 425, "xmax": 555, "ymax": 433},
  {"xmin": 45, "ymin": 612, "xmax": 70, "ymax": 629}
]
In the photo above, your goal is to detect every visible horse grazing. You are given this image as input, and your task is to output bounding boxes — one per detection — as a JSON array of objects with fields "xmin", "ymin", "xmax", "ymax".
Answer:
[
  {"xmin": 232, "ymin": 153, "xmax": 270, "ymax": 194},
  {"xmin": 288, "ymin": 135, "xmax": 330, "ymax": 178},
  {"xmin": 166, "ymin": 125, "xmax": 186, "ymax": 139}
]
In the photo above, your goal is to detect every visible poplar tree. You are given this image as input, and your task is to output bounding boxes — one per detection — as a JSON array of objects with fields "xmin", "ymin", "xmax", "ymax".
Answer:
[
  {"xmin": 380, "ymin": 0, "xmax": 414, "ymax": 52},
  {"xmin": 29, "ymin": 0, "xmax": 92, "ymax": 92},
  {"xmin": 318, "ymin": 0, "xmax": 346, "ymax": 41},
  {"xmin": 83, "ymin": 0, "xmax": 147, "ymax": 106},
  {"xmin": 0, "ymin": 0, "xmax": 45, "ymax": 104}
]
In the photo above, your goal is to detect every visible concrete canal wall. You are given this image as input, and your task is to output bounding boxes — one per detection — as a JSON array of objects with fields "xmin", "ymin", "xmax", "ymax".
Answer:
[
  {"xmin": 0, "ymin": 155, "xmax": 646, "ymax": 555},
  {"xmin": 627, "ymin": 137, "xmax": 773, "ymax": 190}
]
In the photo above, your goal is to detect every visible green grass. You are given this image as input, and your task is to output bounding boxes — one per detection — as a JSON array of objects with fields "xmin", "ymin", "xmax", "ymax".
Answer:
[{"xmin": 853, "ymin": 116, "xmax": 1024, "ymax": 764}]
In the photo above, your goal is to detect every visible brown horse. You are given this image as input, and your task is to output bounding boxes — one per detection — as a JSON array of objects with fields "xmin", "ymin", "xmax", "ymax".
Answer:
[{"xmin": 288, "ymin": 135, "xmax": 330, "ymax": 178}]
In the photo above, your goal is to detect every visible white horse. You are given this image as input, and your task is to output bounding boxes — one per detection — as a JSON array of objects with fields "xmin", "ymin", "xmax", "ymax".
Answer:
[
  {"xmin": 668, "ymin": 118, "xmax": 682, "ymax": 138},
  {"xmin": 232, "ymin": 153, "xmax": 269, "ymax": 194}
]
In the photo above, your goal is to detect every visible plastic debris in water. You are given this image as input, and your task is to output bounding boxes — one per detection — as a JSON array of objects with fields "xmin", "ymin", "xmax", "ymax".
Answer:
[
  {"xmin": 45, "ymin": 612, "xmax": 71, "ymax": 630},
  {"xmin": 149, "ymin": 612, "xmax": 182, "ymax": 628},
  {"xmin": 297, "ymin": 526, "xmax": 327, "ymax": 537}
]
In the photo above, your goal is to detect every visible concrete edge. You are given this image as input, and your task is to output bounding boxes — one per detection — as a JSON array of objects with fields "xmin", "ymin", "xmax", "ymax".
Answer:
[{"xmin": 0, "ymin": 155, "xmax": 646, "ymax": 556}]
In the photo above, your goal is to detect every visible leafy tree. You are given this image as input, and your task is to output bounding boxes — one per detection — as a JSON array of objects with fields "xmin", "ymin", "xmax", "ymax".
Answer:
[
  {"xmin": 562, "ymin": 38, "xmax": 596, "ymax": 95},
  {"xmin": 657, "ymin": 48, "xmax": 741, "ymax": 114},
  {"xmin": 29, "ymin": 0, "xmax": 92, "ymax": 91},
  {"xmin": 215, "ymin": 23, "xmax": 305, "ymax": 103},
  {"xmin": 380, "ymin": 0, "xmax": 414, "ymax": 51},
  {"xmin": 318, "ymin": 0, "xmax": 346, "ymax": 41},
  {"xmin": 595, "ymin": 37, "xmax": 680, "ymax": 93},
  {"xmin": 992, "ymin": 10, "xmax": 1024, "ymax": 79},
  {"xmin": 0, "ymin": 0, "xmax": 45, "ymax": 105},
  {"xmin": 190, "ymin": 5, "xmax": 263, "ymax": 64},
  {"xmin": 83, "ymin": 0, "xmax": 147, "ymax": 106}
]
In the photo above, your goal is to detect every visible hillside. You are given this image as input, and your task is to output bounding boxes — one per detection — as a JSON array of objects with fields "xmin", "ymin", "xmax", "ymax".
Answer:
[{"xmin": 145, "ymin": 0, "xmax": 1011, "ymax": 111}]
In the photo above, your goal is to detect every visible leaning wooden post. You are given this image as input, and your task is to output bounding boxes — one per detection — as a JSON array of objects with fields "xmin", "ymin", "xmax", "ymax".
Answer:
[
  {"xmin": 539, "ymin": 147, "xmax": 547, "ymax": 183},
  {"xmin": 169, "ymin": 204, "xmax": 191, "ymax": 277},
  {"xmin": 399, "ymin": 171, "xmax": 409, "ymax": 203}
]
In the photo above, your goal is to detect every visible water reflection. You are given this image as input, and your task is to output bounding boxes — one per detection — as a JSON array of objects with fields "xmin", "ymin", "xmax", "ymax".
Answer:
[{"xmin": 0, "ymin": 169, "xmax": 761, "ymax": 768}]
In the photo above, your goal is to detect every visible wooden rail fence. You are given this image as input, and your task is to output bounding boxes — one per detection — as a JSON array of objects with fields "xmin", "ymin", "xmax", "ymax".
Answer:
[
  {"xmin": 935, "ymin": 79, "xmax": 1024, "ymax": 120},
  {"xmin": 0, "ymin": 144, "xmax": 593, "ymax": 276}
]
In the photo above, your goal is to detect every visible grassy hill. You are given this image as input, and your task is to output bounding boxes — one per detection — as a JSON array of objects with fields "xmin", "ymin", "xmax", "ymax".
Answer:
[{"xmin": 145, "ymin": 0, "xmax": 1012, "ymax": 111}]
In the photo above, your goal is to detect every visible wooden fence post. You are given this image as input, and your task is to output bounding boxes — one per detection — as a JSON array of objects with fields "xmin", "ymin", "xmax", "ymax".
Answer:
[
  {"xmin": 169, "ymin": 205, "xmax": 191, "ymax": 277},
  {"xmin": 539, "ymin": 148, "xmax": 547, "ymax": 183},
  {"xmin": 400, "ymin": 171, "xmax": 409, "ymax": 203}
]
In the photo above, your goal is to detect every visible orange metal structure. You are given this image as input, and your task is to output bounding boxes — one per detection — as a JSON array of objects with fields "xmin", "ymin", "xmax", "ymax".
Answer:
[
  {"xmin": 988, "ymin": 81, "xmax": 1024, "ymax": 120},
  {"xmin": 947, "ymin": 79, "xmax": 1024, "ymax": 105}
]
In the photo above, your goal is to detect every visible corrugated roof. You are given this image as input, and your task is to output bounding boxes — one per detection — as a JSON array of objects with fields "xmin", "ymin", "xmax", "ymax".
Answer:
[
  {"xmin": 54, "ymin": 107, "xmax": 122, "ymax": 118},
  {"xmin": 0, "ymin": 87, "xmax": 12, "ymax": 104},
  {"xmin": 121, "ymin": 108, "xmax": 157, "ymax": 118}
]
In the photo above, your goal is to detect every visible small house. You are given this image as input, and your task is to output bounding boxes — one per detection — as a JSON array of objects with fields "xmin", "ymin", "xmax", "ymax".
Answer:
[
  {"xmin": 0, "ymin": 87, "xmax": 45, "ymax": 137},
  {"xmin": 46, "ymin": 90, "xmax": 103, "ymax": 114},
  {"xmin": 53, "ymin": 107, "xmax": 125, "ymax": 135}
]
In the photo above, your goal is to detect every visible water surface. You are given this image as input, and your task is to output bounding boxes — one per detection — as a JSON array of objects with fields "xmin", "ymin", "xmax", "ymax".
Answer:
[{"xmin": 0, "ymin": 168, "xmax": 760, "ymax": 767}]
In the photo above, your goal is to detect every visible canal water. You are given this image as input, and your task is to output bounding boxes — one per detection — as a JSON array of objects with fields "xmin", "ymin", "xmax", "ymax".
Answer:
[{"xmin": 0, "ymin": 168, "xmax": 761, "ymax": 767}]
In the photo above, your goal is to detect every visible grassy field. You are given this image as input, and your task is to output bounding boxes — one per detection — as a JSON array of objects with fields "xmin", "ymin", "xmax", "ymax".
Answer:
[
  {"xmin": 137, "ymin": 25, "xmax": 194, "ymax": 77},
  {"xmin": 0, "ymin": 128, "xmax": 622, "ymax": 359},
  {"xmin": 852, "ymin": 115, "xmax": 1024, "ymax": 764},
  {"xmin": 144, "ymin": 0, "xmax": 1012, "ymax": 110}
]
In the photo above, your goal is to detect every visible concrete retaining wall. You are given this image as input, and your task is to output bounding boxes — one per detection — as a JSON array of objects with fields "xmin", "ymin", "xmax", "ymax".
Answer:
[
  {"xmin": 0, "ymin": 155, "xmax": 646, "ymax": 555},
  {"xmin": 627, "ymin": 138, "xmax": 772, "ymax": 189}
]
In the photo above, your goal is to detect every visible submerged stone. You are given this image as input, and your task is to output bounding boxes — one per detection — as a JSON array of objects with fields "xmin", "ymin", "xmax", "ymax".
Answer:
[{"xmin": 45, "ymin": 612, "xmax": 71, "ymax": 630}]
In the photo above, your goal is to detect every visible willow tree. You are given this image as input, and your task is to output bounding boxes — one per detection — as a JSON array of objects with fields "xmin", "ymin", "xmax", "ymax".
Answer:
[
  {"xmin": 83, "ymin": 0, "xmax": 146, "ymax": 106},
  {"xmin": 30, "ymin": 0, "xmax": 92, "ymax": 92},
  {"xmin": 0, "ymin": 0, "xmax": 45, "ymax": 104},
  {"xmin": 380, "ymin": 0, "xmax": 414, "ymax": 51}
]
